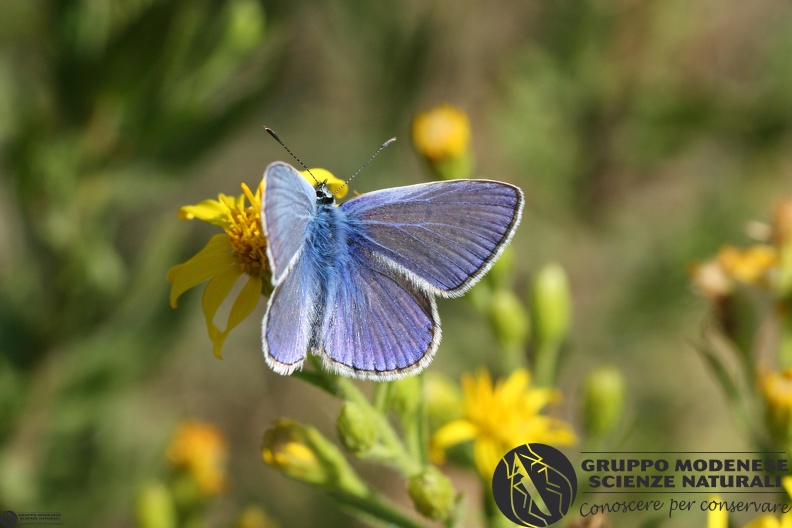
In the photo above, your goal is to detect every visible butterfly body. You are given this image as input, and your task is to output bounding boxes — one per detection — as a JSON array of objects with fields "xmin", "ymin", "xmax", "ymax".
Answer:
[{"xmin": 261, "ymin": 162, "xmax": 524, "ymax": 380}]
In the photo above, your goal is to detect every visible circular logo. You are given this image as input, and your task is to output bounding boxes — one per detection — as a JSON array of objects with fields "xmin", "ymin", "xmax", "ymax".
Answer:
[
  {"xmin": 492, "ymin": 443, "xmax": 577, "ymax": 527},
  {"xmin": 0, "ymin": 511, "xmax": 17, "ymax": 528}
]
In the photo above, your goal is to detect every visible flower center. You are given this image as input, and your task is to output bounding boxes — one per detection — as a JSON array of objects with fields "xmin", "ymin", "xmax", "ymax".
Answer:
[{"xmin": 226, "ymin": 203, "xmax": 269, "ymax": 277}]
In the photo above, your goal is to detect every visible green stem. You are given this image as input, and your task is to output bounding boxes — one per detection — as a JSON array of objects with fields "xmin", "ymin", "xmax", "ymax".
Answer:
[
  {"xmin": 374, "ymin": 382, "xmax": 391, "ymax": 413},
  {"xmin": 534, "ymin": 341, "xmax": 560, "ymax": 387},
  {"xmin": 329, "ymin": 489, "xmax": 427, "ymax": 528},
  {"xmin": 402, "ymin": 375, "xmax": 429, "ymax": 467},
  {"xmin": 779, "ymin": 300, "xmax": 792, "ymax": 369}
]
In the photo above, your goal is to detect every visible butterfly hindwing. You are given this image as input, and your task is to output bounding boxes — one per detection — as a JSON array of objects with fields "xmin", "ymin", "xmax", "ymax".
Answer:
[
  {"xmin": 319, "ymin": 245, "xmax": 440, "ymax": 380},
  {"xmin": 340, "ymin": 180, "xmax": 524, "ymax": 297},
  {"xmin": 262, "ymin": 251, "xmax": 321, "ymax": 374},
  {"xmin": 263, "ymin": 162, "xmax": 317, "ymax": 284}
]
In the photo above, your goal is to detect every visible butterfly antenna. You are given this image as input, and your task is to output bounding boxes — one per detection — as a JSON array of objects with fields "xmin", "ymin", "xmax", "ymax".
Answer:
[
  {"xmin": 263, "ymin": 126, "xmax": 318, "ymax": 184},
  {"xmin": 337, "ymin": 137, "xmax": 397, "ymax": 195}
]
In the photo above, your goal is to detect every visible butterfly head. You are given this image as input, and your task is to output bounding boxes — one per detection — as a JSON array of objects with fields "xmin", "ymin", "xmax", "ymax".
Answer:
[{"xmin": 315, "ymin": 181, "xmax": 335, "ymax": 205}]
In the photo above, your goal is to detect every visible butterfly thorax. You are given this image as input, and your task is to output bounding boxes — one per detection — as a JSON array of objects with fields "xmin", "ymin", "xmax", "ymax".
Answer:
[{"xmin": 315, "ymin": 182, "xmax": 335, "ymax": 205}]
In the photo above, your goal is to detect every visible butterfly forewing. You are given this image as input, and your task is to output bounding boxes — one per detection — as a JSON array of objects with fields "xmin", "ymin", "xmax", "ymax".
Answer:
[
  {"xmin": 263, "ymin": 162, "xmax": 317, "ymax": 284},
  {"xmin": 340, "ymin": 180, "xmax": 524, "ymax": 297}
]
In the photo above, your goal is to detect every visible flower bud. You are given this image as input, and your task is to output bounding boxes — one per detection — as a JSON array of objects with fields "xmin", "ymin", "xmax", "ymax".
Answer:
[
  {"xmin": 488, "ymin": 289, "xmax": 530, "ymax": 348},
  {"xmin": 532, "ymin": 263, "xmax": 572, "ymax": 347},
  {"xmin": 136, "ymin": 483, "xmax": 177, "ymax": 528},
  {"xmin": 582, "ymin": 366, "xmax": 626, "ymax": 438},
  {"xmin": 262, "ymin": 419, "xmax": 366, "ymax": 495},
  {"xmin": 336, "ymin": 402, "xmax": 378, "ymax": 455},
  {"xmin": 387, "ymin": 375, "xmax": 422, "ymax": 418},
  {"xmin": 407, "ymin": 466, "xmax": 456, "ymax": 521}
]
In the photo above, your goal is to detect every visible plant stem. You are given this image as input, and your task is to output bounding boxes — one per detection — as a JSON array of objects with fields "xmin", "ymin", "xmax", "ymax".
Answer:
[{"xmin": 329, "ymin": 488, "xmax": 427, "ymax": 528}]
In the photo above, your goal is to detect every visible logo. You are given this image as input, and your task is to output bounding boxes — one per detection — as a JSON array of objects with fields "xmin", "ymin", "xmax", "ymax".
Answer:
[
  {"xmin": 0, "ymin": 511, "xmax": 17, "ymax": 528},
  {"xmin": 492, "ymin": 443, "xmax": 577, "ymax": 527}
]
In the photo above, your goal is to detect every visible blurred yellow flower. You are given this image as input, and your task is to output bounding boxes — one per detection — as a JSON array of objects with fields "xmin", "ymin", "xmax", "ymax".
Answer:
[
  {"xmin": 761, "ymin": 369, "xmax": 792, "ymax": 446},
  {"xmin": 412, "ymin": 103, "xmax": 471, "ymax": 162},
  {"xmin": 689, "ymin": 259, "xmax": 733, "ymax": 300},
  {"xmin": 167, "ymin": 421, "xmax": 228, "ymax": 496},
  {"xmin": 710, "ymin": 478, "xmax": 792, "ymax": 528},
  {"xmin": 707, "ymin": 495, "xmax": 727, "ymax": 528},
  {"xmin": 167, "ymin": 169, "xmax": 346, "ymax": 358},
  {"xmin": 431, "ymin": 368, "xmax": 576, "ymax": 478},
  {"xmin": 235, "ymin": 505, "xmax": 280, "ymax": 528},
  {"xmin": 717, "ymin": 245, "xmax": 778, "ymax": 285}
]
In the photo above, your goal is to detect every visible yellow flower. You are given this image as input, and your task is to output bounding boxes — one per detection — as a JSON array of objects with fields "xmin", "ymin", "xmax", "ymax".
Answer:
[
  {"xmin": 167, "ymin": 169, "xmax": 346, "ymax": 358},
  {"xmin": 707, "ymin": 495, "xmax": 727, "ymax": 528},
  {"xmin": 412, "ymin": 103, "xmax": 471, "ymax": 162},
  {"xmin": 711, "ymin": 478, "xmax": 792, "ymax": 528},
  {"xmin": 431, "ymin": 368, "xmax": 576, "ymax": 478},
  {"xmin": 166, "ymin": 421, "xmax": 228, "ymax": 496},
  {"xmin": 761, "ymin": 369, "xmax": 792, "ymax": 447},
  {"xmin": 689, "ymin": 259, "xmax": 734, "ymax": 300},
  {"xmin": 717, "ymin": 245, "xmax": 778, "ymax": 285}
]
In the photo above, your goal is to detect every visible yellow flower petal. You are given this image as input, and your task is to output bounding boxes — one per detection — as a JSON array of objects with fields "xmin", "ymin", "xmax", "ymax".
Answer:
[
  {"xmin": 498, "ymin": 368, "xmax": 530, "ymax": 404},
  {"xmin": 473, "ymin": 439, "xmax": 503, "ymax": 479},
  {"xmin": 218, "ymin": 274, "xmax": 263, "ymax": 356},
  {"xmin": 178, "ymin": 199, "xmax": 231, "ymax": 227},
  {"xmin": 707, "ymin": 496, "xmax": 727, "ymax": 528},
  {"xmin": 432, "ymin": 420, "xmax": 479, "ymax": 451},
  {"xmin": 168, "ymin": 234, "xmax": 236, "ymax": 308},
  {"xmin": 744, "ymin": 516, "xmax": 781, "ymax": 528},
  {"xmin": 202, "ymin": 265, "xmax": 245, "ymax": 358},
  {"xmin": 523, "ymin": 388, "xmax": 562, "ymax": 414}
]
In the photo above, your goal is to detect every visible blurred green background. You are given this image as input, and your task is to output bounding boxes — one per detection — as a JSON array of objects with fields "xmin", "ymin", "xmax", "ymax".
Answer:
[{"xmin": 1, "ymin": 0, "xmax": 791, "ymax": 526}]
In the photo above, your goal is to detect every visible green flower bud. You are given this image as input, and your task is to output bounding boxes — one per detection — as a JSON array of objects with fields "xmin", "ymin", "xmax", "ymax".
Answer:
[
  {"xmin": 337, "ymin": 402, "xmax": 378, "ymax": 455},
  {"xmin": 225, "ymin": 0, "xmax": 265, "ymax": 53},
  {"xmin": 387, "ymin": 375, "xmax": 422, "ymax": 417},
  {"xmin": 136, "ymin": 482, "xmax": 177, "ymax": 528},
  {"xmin": 407, "ymin": 466, "xmax": 457, "ymax": 521},
  {"xmin": 488, "ymin": 289, "xmax": 530, "ymax": 348},
  {"xmin": 261, "ymin": 419, "xmax": 366, "ymax": 495},
  {"xmin": 486, "ymin": 246, "xmax": 515, "ymax": 291},
  {"xmin": 532, "ymin": 263, "xmax": 572, "ymax": 347},
  {"xmin": 582, "ymin": 366, "xmax": 626, "ymax": 438}
]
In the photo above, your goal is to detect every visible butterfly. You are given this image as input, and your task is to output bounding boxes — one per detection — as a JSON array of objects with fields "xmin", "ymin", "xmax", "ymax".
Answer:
[{"xmin": 261, "ymin": 162, "xmax": 524, "ymax": 381}]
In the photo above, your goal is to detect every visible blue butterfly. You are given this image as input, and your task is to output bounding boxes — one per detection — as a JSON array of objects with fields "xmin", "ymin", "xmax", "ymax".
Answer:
[{"xmin": 261, "ymin": 162, "xmax": 524, "ymax": 381}]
